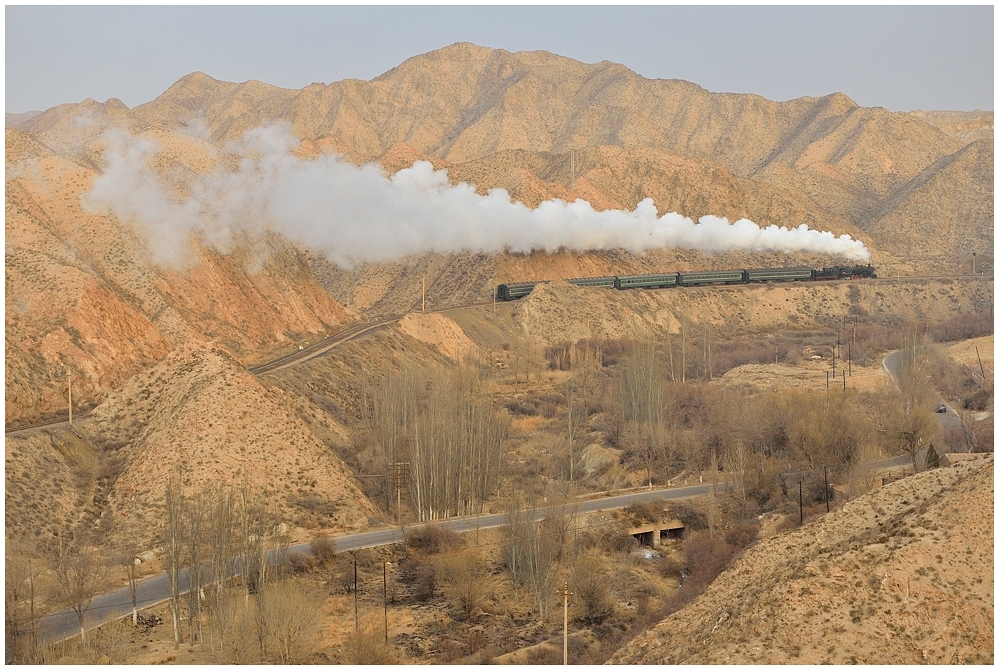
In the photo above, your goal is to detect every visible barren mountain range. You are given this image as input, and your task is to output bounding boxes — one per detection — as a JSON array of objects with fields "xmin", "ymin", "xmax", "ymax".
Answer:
[
  {"xmin": 6, "ymin": 44, "xmax": 992, "ymax": 425},
  {"xmin": 4, "ymin": 44, "xmax": 993, "ymax": 615}
]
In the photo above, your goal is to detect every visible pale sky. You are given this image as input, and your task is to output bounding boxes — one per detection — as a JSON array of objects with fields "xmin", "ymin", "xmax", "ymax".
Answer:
[{"xmin": 5, "ymin": 5, "xmax": 994, "ymax": 114}]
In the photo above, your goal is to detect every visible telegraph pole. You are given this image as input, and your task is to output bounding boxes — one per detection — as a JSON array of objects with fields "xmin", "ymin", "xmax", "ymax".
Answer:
[
  {"xmin": 562, "ymin": 581, "xmax": 570, "ymax": 665},
  {"xmin": 67, "ymin": 369, "xmax": 73, "ymax": 425},
  {"xmin": 799, "ymin": 481, "xmax": 804, "ymax": 525},
  {"xmin": 383, "ymin": 562, "xmax": 389, "ymax": 645},
  {"xmin": 824, "ymin": 466, "xmax": 830, "ymax": 513}
]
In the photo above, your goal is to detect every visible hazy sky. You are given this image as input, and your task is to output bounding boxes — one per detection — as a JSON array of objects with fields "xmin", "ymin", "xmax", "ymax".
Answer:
[{"xmin": 5, "ymin": 5, "xmax": 994, "ymax": 114}]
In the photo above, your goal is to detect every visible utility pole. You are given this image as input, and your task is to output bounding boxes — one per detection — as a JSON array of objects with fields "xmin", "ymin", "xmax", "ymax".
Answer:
[
  {"xmin": 798, "ymin": 481, "xmax": 803, "ymax": 525},
  {"xmin": 561, "ymin": 581, "xmax": 570, "ymax": 665},
  {"xmin": 848, "ymin": 341, "xmax": 852, "ymax": 377},
  {"xmin": 353, "ymin": 556, "xmax": 359, "ymax": 631},
  {"xmin": 824, "ymin": 466, "xmax": 830, "ymax": 513},
  {"xmin": 842, "ymin": 369, "xmax": 846, "ymax": 390},
  {"xmin": 393, "ymin": 462, "xmax": 408, "ymax": 527},
  {"xmin": 383, "ymin": 562, "xmax": 389, "ymax": 645},
  {"xmin": 67, "ymin": 368, "xmax": 73, "ymax": 425}
]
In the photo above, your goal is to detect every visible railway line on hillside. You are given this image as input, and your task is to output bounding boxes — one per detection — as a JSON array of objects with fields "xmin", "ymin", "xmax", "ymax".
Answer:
[{"xmin": 5, "ymin": 273, "xmax": 989, "ymax": 434}]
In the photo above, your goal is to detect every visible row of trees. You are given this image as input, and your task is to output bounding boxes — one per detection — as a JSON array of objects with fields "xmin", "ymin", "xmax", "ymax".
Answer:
[
  {"xmin": 362, "ymin": 363, "xmax": 509, "ymax": 522},
  {"xmin": 159, "ymin": 475, "xmax": 314, "ymax": 662},
  {"xmin": 540, "ymin": 327, "xmax": 971, "ymax": 514}
]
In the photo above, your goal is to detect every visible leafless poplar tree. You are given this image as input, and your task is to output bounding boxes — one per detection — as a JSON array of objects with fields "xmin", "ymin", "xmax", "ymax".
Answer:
[
  {"xmin": 163, "ymin": 472, "xmax": 185, "ymax": 649},
  {"xmin": 205, "ymin": 484, "xmax": 238, "ymax": 654},
  {"xmin": 409, "ymin": 363, "xmax": 507, "ymax": 521},
  {"xmin": 51, "ymin": 542, "xmax": 109, "ymax": 646},
  {"xmin": 111, "ymin": 542, "xmax": 141, "ymax": 626},
  {"xmin": 620, "ymin": 340, "xmax": 676, "ymax": 486},
  {"xmin": 5, "ymin": 544, "xmax": 42, "ymax": 662},
  {"xmin": 185, "ymin": 491, "xmax": 207, "ymax": 647}
]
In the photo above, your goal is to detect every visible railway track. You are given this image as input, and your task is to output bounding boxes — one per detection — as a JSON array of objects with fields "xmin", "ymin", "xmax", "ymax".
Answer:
[
  {"xmin": 6, "ymin": 273, "xmax": 988, "ymax": 432},
  {"xmin": 4, "ymin": 301, "xmax": 499, "ymax": 433}
]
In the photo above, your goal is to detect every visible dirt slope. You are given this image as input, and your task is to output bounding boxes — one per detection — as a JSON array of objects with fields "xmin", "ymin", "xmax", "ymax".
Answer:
[
  {"xmin": 5, "ymin": 127, "xmax": 357, "ymax": 426},
  {"xmin": 80, "ymin": 340, "xmax": 375, "ymax": 549},
  {"xmin": 610, "ymin": 456, "xmax": 994, "ymax": 664},
  {"xmin": 512, "ymin": 276, "xmax": 993, "ymax": 347}
]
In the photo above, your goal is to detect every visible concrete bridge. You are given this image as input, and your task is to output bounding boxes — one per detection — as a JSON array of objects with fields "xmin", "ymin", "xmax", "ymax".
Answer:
[{"xmin": 628, "ymin": 518, "xmax": 685, "ymax": 547}]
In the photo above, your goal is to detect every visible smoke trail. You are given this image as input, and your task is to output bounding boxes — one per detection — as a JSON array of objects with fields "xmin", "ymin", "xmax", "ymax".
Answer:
[{"xmin": 84, "ymin": 124, "xmax": 872, "ymax": 267}]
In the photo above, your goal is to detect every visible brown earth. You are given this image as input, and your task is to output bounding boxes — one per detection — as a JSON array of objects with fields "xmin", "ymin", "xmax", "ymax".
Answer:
[
  {"xmin": 10, "ymin": 43, "xmax": 993, "ymax": 269},
  {"xmin": 511, "ymin": 276, "xmax": 993, "ymax": 347},
  {"xmin": 396, "ymin": 312, "xmax": 478, "ymax": 362},
  {"xmin": 5, "ymin": 44, "xmax": 993, "ymax": 424},
  {"xmin": 5, "ymin": 340, "xmax": 376, "ymax": 553},
  {"xmin": 946, "ymin": 334, "xmax": 994, "ymax": 373},
  {"xmin": 610, "ymin": 456, "xmax": 994, "ymax": 664},
  {"xmin": 5, "ymin": 127, "xmax": 357, "ymax": 427},
  {"xmin": 4, "ymin": 44, "xmax": 993, "ymax": 659}
]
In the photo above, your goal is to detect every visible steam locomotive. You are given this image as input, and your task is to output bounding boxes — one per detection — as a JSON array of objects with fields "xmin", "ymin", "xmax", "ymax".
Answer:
[{"xmin": 496, "ymin": 265, "xmax": 877, "ymax": 301}]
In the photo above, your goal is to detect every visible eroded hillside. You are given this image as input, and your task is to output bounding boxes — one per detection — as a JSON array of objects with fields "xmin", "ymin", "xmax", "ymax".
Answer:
[
  {"xmin": 5, "ymin": 127, "xmax": 357, "ymax": 426},
  {"xmin": 10, "ymin": 43, "xmax": 993, "ymax": 271},
  {"xmin": 5, "ymin": 340, "xmax": 376, "ymax": 552},
  {"xmin": 610, "ymin": 456, "xmax": 994, "ymax": 664}
]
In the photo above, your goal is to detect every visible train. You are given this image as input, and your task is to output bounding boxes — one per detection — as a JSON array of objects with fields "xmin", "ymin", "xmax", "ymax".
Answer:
[{"xmin": 495, "ymin": 265, "xmax": 877, "ymax": 301}]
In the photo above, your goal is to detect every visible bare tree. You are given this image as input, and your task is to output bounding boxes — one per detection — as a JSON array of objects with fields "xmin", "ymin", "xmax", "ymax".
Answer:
[
  {"xmin": 5, "ymin": 544, "xmax": 42, "ymax": 662},
  {"xmin": 437, "ymin": 550, "xmax": 488, "ymax": 620},
  {"xmin": 256, "ymin": 581, "xmax": 323, "ymax": 663},
  {"xmin": 408, "ymin": 363, "xmax": 507, "ymax": 521},
  {"xmin": 563, "ymin": 343, "xmax": 601, "ymax": 483},
  {"xmin": 891, "ymin": 406, "xmax": 940, "ymax": 472},
  {"xmin": 185, "ymin": 491, "xmax": 207, "ymax": 647},
  {"xmin": 111, "ymin": 542, "xmax": 141, "ymax": 626},
  {"xmin": 51, "ymin": 543, "xmax": 109, "ymax": 646},
  {"xmin": 958, "ymin": 406, "xmax": 993, "ymax": 453},
  {"xmin": 620, "ymin": 340, "xmax": 676, "ymax": 487},
  {"xmin": 502, "ymin": 500, "xmax": 565, "ymax": 621},
  {"xmin": 163, "ymin": 472, "xmax": 185, "ymax": 649},
  {"xmin": 238, "ymin": 480, "xmax": 269, "ymax": 602},
  {"xmin": 572, "ymin": 551, "xmax": 613, "ymax": 623}
]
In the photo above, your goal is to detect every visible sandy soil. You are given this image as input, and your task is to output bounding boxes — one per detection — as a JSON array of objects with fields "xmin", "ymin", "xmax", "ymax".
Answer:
[{"xmin": 611, "ymin": 456, "xmax": 994, "ymax": 664}]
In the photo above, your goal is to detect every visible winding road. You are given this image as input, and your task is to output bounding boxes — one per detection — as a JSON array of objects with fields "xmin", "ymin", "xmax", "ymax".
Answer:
[{"xmin": 33, "ymin": 480, "xmax": 722, "ymax": 644}]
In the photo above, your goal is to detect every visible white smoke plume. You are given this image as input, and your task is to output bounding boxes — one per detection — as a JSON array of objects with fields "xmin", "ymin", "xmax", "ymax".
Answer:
[{"xmin": 85, "ymin": 123, "xmax": 872, "ymax": 267}]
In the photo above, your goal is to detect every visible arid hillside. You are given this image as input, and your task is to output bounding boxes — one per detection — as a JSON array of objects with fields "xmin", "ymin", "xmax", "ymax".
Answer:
[
  {"xmin": 5, "ymin": 340, "xmax": 376, "ymax": 553},
  {"xmin": 611, "ymin": 456, "xmax": 994, "ymax": 664},
  {"xmin": 10, "ymin": 43, "xmax": 992, "ymax": 270},
  {"xmin": 5, "ymin": 127, "xmax": 357, "ymax": 426}
]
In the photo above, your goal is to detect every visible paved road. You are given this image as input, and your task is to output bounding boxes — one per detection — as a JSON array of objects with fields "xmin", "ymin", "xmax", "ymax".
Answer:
[
  {"xmin": 883, "ymin": 350, "xmax": 963, "ymax": 457},
  {"xmin": 33, "ymin": 480, "xmax": 722, "ymax": 644}
]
